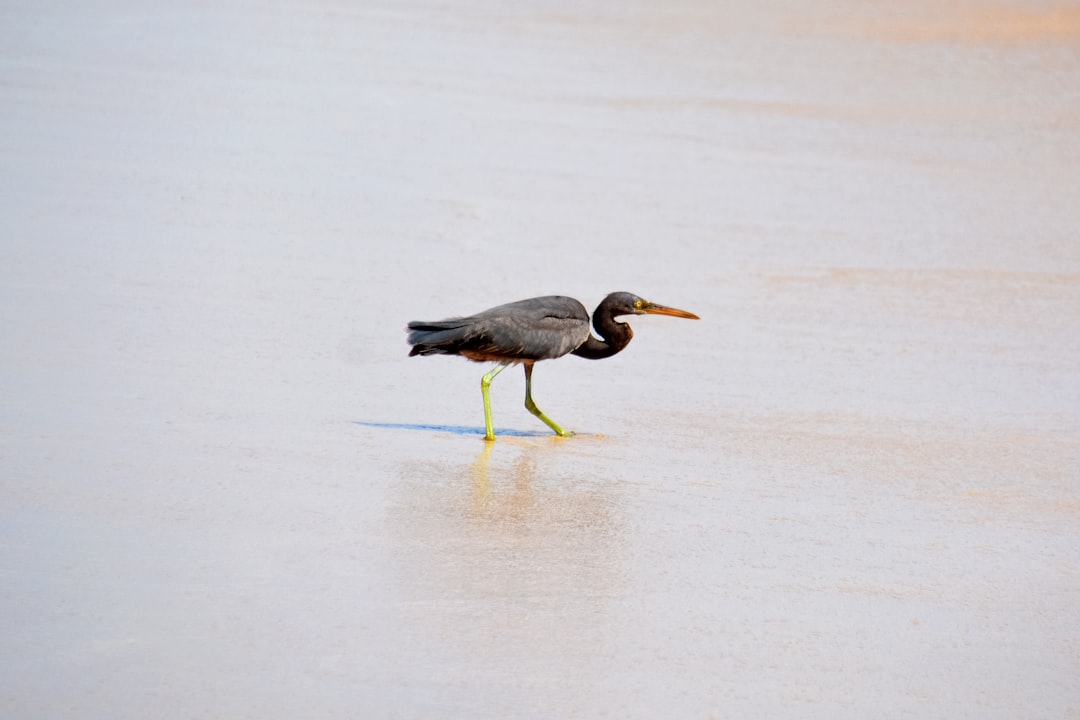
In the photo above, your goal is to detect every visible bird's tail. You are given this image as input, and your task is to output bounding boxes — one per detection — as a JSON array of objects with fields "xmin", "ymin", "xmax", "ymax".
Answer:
[{"xmin": 406, "ymin": 319, "xmax": 471, "ymax": 356}]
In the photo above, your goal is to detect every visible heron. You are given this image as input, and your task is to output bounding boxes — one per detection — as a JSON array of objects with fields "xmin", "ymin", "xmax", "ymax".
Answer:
[{"xmin": 406, "ymin": 292, "xmax": 699, "ymax": 440}]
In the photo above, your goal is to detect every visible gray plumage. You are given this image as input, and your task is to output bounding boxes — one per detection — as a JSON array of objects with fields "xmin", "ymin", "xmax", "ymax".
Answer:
[
  {"xmin": 405, "ymin": 292, "xmax": 699, "ymax": 439},
  {"xmin": 407, "ymin": 295, "xmax": 592, "ymax": 362}
]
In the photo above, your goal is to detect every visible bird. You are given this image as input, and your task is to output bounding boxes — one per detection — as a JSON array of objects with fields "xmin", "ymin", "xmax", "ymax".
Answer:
[{"xmin": 406, "ymin": 292, "xmax": 699, "ymax": 440}]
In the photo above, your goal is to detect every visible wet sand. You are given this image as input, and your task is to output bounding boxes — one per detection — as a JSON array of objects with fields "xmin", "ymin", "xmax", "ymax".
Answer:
[{"xmin": 2, "ymin": 1, "xmax": 1078, "ymax": 718}]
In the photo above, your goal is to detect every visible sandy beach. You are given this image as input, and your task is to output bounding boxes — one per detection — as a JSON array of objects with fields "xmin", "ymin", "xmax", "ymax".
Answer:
[{"xmin": 2, "ymin": 1, "xmax": 1078, "ymax": 717}]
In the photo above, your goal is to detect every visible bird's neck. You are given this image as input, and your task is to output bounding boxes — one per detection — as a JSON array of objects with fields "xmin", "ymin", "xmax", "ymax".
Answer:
[{"xmin": 571, "ymin": 312, "xmax": 633, "ymax": 360}]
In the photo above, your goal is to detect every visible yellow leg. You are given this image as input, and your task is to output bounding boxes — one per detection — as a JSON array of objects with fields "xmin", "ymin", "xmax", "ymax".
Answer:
[
  {"xmin": 523, "ymin": 362, "xmax": 572, "ymax": 437},
  {"xmin": 481, "ymin": 362, "xmax": 510, "ymax": 441}
]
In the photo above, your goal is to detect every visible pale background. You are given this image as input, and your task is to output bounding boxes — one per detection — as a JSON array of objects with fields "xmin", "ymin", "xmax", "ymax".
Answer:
[{"xmin": 2, "ymin": 1, "xmax": 1078, "ymax": 718}]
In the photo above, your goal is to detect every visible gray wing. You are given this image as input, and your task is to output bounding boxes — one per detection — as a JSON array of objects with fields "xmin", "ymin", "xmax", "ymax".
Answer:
[{"xmin": 407, "ymin": 295, "xmax": 591, "ymax": 361}]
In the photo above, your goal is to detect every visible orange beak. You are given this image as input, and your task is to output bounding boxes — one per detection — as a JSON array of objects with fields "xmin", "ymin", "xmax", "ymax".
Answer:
[{"xmin": 640, "ymin": 301, "xmax": 700, "ymax": 320}]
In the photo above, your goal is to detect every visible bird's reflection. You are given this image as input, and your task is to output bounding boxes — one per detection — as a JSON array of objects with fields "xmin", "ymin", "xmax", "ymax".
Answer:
[
  {"xmin": 470, "ymin": 442, "xmax": 495, "ymax": 515},
  {"xmin": 388, "ymin": 439, "xmax": 625, "ymax": 670},
  {"xmin": 468, "ymin": 441, "xmax": 538, "ymax": 523}
]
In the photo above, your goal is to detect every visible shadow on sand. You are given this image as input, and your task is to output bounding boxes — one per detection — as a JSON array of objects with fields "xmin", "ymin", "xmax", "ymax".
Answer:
[{"xmin": 353, "ymin": 421, "xmax": 551, "ymax": 438}]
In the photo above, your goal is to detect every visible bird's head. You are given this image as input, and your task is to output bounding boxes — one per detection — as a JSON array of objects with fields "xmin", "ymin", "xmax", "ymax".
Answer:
[{"xmin": 603, "ymin": 292, "xmax": 700, "ymax": 320}]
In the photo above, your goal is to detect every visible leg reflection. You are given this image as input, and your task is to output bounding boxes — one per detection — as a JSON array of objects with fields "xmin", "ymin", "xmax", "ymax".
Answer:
[{"xmin": 468, "ymin": 442, "xmax": 537, "ymax": 523}]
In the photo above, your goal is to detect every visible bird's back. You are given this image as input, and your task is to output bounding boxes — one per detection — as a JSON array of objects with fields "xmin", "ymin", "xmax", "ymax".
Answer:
[{"xmin": 407, "ymin": 295, "xmax": 591, "ymax": 362}]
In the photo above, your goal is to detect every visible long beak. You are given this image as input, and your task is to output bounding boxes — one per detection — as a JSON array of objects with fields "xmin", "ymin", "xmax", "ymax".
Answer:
[{"xmin": 641, "ymin": 301, "xmax": 700, "ymax": 320}]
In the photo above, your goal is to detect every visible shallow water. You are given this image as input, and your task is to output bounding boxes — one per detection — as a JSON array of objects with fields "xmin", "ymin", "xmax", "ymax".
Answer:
[{"xmin": 2, "ymin": 1, "xmax": 1078, "ymax": 718}]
